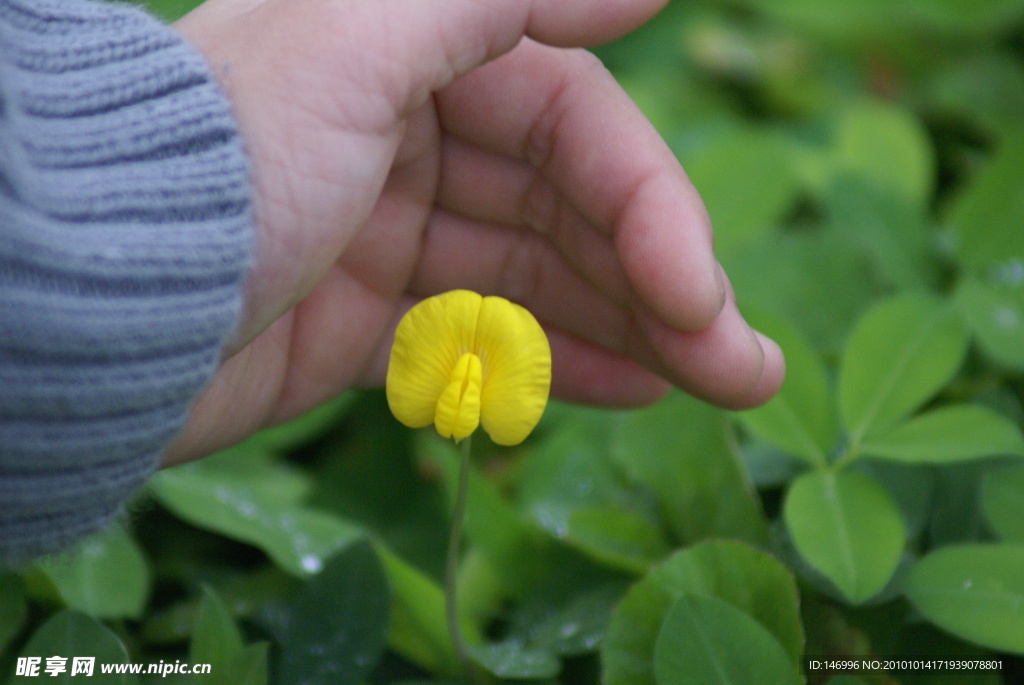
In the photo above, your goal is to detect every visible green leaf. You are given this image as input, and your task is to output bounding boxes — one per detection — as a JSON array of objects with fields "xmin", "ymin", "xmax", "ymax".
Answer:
[
  {"xmin": 831, "ymin": 99, "xmax": 935, "ymax": 209},
  {"xmin": 610, "ymin": 392, "xmax": 767, "ymax": 546},
  {"xmin": 277, "ymin": 540, "xmax": 391, "ymax": 685},
  {"xmin": 507, "ymin": 582, "xmax": 624, "ymax": 657},
  {"xmin": 947, "ymin": 132, "xmax": 1024, "ymax": 268},
  {"xmin": 9, "ymin": 610, "xmax": 134, "ymax": 685},
  {"xmin": 839, "ymin": 293, "xmax": 968, "ymax": 442},
  {"xmin": 469, "ymin": 641, "xmax": 561, "ymax": 680},
  {"xmin": 0, "ymin": 572, "xmax": 27, "ymax": 652},
  {"xmin": 680, "ymin": 126, "xmax": 800, "ymax": 255},
  {"xmin": 784, "ymin": 470, "xmax": 906, "ymax": 604},
  {"xmin": 860, "ymin": 404, "xmax": 1024, "ymax": 463},
  {"xmin": 824, "ymin": 176, "xmax": 934, "ymax": 290},
  {"xmin": 34, "ymin": 524, "xmax": 150, "ymax": 619},
  {"xmin": 739, "ymin": 310, "xmax": 837, "ymax": 466},
  {"xmin": 374, "ymin": 545, "xmax": 478, "ymax": 676},
  {"xmin": 602, "ymin": 540, "xmax": 802, "ymax": 685},
  {"xmin": 955, "ymin": 274, "xmax": 1024, "ymax": 371},
  {"xmin": 653, "ymin": 594, "xmax": 800, "ymax": 685},
  {"xmin": 151, "ymin": 460, "xmax": 363, "ymax": 577},
  {"xmin": 904, "ymin": 543, "xmax": 1024, "ymax": 654},
  {"xmin": 725, "ymin": 231, "xmax": 880, "ymax": 357},
  {"xmin": 981, "ymin": 465, "xmax": 1024, "ymax": 543},
  {"xmin": 564, "ymin": 506, "xmax": 671, "ymax": 574},
  {"xmin": 227, "ymin": 642, "xmax": 270, "ymax": 685},
  {"xmin": 189, "ymin": 587, "xmax": 244, "ymax": 679},
  {"xmin": 418, "ymin": 432, "xmax": 556, "ymax": 596}
]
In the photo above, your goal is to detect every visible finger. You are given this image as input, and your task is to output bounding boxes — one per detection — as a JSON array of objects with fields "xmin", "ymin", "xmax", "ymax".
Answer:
[
  {"xmin": 437, "ymin": 40, "xmax": 725, "ymax": 331},
  {"xmin": 437, "ymin": 135, "xmax": 631, "ymax": 305},
  {"xmin": 624, "ymin": 273, "xmax": 786, "ymax": 409}
]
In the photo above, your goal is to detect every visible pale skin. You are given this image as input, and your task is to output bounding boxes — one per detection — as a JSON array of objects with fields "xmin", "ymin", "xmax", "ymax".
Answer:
[{"xmin": 164, "ymin": 0, "xmax": 785, "ymax": 465}]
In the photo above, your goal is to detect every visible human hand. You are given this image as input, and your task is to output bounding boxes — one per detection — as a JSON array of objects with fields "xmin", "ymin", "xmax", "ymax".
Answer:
[{"xmin": 164, "ymin": 0, "xmax": 784, "ymax": 465}]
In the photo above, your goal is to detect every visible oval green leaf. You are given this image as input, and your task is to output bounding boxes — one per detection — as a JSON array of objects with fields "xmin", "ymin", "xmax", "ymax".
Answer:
[
  {"xmin": 740, "ymin": 310, "xmax": 837, "ymax": 466},
  {"xmin": 151, "ymin": 462, "xmax": 362, "ymax": 577},
  {"xmin": 947, "ymin": 132, "xmax": 1024, "ymax": 268},
  {"xmin": 565, "ymin": 506, "xmax": 671, "ymax": 574},
  {"xmin": 904, "ymin": 543, "xmax": 1024, "ymax": 654},
  {"xmin": 602, "ymin": 540, "xmax": 802, "ymax": 685},
  {"xmin": 469, "ymin": 641, "xmax": 561, "ymax": 680},
  {"xmin": 10, "ymin": 610, "xmax": 133, "ymax": 685},
  {"xmin": 190, "ymin": 587, "xmax": 244, "ymax": 678},
  {"xmin": 784, "ymin": 470, "xmax": 905, "ymax": 604},
  {"xmin": 860, "ymin": 404, "xmax": 1024, "ymax": 463},
  {"xmin": 839, "ymin": 293, "xmax": 968, "ymax": 442},
  {"xmin": 955, "ymin": 275, "xmax": 1024, "ymax": 371},
  {"xmin": 35, "ymin": 524, "xmax": 150, "ymax": 619},
  {"xmin": 832, "ymin": 100, "xmax": 935, "ymax": 209},
  {"xmin": 654, "ymin": 594, "xmax": 800, "ymax": 685},
  {"xmin": 981, "ymin": 465, "xmax": 1024, "ymax": 543},
  {"xmin": 278, "ymin": 540, "xmax": 391, "ymax": 685}
]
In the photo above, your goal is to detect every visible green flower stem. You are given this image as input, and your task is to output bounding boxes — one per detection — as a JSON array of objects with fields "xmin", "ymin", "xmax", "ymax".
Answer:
[{"xmin": 446, "ymin": 435, "xmax": 484, "ymax": 683}]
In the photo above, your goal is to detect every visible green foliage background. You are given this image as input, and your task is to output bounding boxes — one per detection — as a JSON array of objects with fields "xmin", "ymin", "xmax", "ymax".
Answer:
[{"xmin": 4, "ymin": 0, "xmax": 1024, "ymax": 683}]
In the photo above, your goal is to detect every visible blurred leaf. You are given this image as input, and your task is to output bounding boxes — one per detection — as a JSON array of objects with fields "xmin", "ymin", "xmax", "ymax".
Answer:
[
  {"xmin": 680, "ymin": 126, "xmax": 800, "ymax": 255},
  {"xmin": 469, "ymin": 641, "xmax": 561, "ymax": 680},
  {"xmin": 227, "ymin": 642, "xmax": 269, "ymax": 685},
  {"xmin": 928, "ymin": 463, "xmax": 990, "ymax": 547},
  {"xmin": 981, "ymin": 464, "xmax": 1024, "ymax": 543},
  {"xmin": 419, "ymin": 433, "xmax": 555, "ymax": 596},
  {"xmin": 783, "ymin": 470, "xmax": 905, "ymax": 604},
  {"xmin": 190, "ymin": 587, "xmax": 244, "ymax": 680},
  {"xmin": 35, "ymin": 524, "xmax": 150, "ymax": 619},
  {"xmin": 0, "ymin": 572, "xmax": 27, "ymax": 652},
  {"xmin": 507, "ymin": 582, "xmax": 625, "ymax": 657},
  {"xmin": 831, "ymin": 100, "xmax": 935, "ymax": 209},
  {"xmin": 927, "ymin": 52, "xmax": 1024, "ymax": 138},
  {"xmin": 602, "ymin": 540, "xmax": 802, "ymax": 685},
  {"xmin": 653, "ymin": 594, "xmax": 800, "ymax": 685},
  {"xmin": 860, "ymin": 404, "xmax": 1024, "ymax": 463},
  {"xmin": 725, "ymin": 231, "xmax": 880, "ymax": 356},
  {"xmin": 728, "ymin": 0, "xmax": 1024, "ymax": 39},
  {"xmin": 904, "ymin": 543, "xmax": 1024, "ymax": 654},
  {"xmin": 839, "ymin": 293, "xmax": 968, "ymax": 443},
  {"xmin": 9, "ymin": 611, "xmax": 134, "ymax": 685},
  {"xmin": 564, "ymin": 506, "xmax": 671, "ymax": 574},
  {"xmin": 376, "ymin": 545, "xmax": 471, "ymax": 676},
  {"xmin": 955, "ymin": 274, "xmax": 1024, "ymax": 371},
  {"xmin": 277, "ymin": 540, "xmax": 390, "ymax": 685},
  {"xmin": 824, "ymin": 176, "xmax": 934, "ymax": 290},
  {"xmin": 135, "ymin": 0, "xmax": 204, "ymax": 22},
  {"xmin": 151, "ymin": 459, "xmax": 363, "ymax": 577},
  {"xmin": 311, "ymin": 395, "xmax": 450, "ymax": 578},
  {"xmin": 739, "ymin": 310, "xmax": 837, "ymax": 466},
  {"xmin": 947, "ymin": 132, "xmax": 1024, "ymax": 268},
  {"xmin": 857, "ymin": 460, "xmax": 935, "ymax": 541},
  {"xmin": 516, "ymin": 412, "xmax": 660, "ymax": 544},
  {"xmin": 610, "ymin": 392, "xmax": 767, "ymax": 546}
]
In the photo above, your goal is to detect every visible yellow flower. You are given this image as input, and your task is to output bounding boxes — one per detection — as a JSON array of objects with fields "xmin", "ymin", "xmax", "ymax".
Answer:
[{"xmin": 386, "ymin": 290, "xmax": 551, "ymax": 445}]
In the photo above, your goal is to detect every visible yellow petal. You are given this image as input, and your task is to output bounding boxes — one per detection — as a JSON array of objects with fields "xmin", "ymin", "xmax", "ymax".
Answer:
[
  {"xmin": 476, "ymin": 296, "xmax": 552, "ymax": 445},
  {"xmin": 386, "ymin": 290, "xmax": 482, "ymax": 429},
  {"xmin": 434, "ymin": 353, "xmax": 482, "ymax": 441}
]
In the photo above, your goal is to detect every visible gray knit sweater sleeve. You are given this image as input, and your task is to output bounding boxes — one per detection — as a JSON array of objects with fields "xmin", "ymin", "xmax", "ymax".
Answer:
[{"xmin": 0, "ymin": 0, "xmax": 251, "ymax": 563}]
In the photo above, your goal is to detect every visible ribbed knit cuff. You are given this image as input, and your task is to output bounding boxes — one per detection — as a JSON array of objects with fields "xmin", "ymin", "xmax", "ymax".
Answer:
[{"xmin": 0, "ymin": 0, "xmax": 252, "ymax": 563}]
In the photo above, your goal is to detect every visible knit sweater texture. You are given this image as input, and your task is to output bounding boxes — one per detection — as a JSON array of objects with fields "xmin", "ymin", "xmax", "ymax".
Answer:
[{"xmin": 0, "ymin": 0, "xmax": 251, "ymax": 563}]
